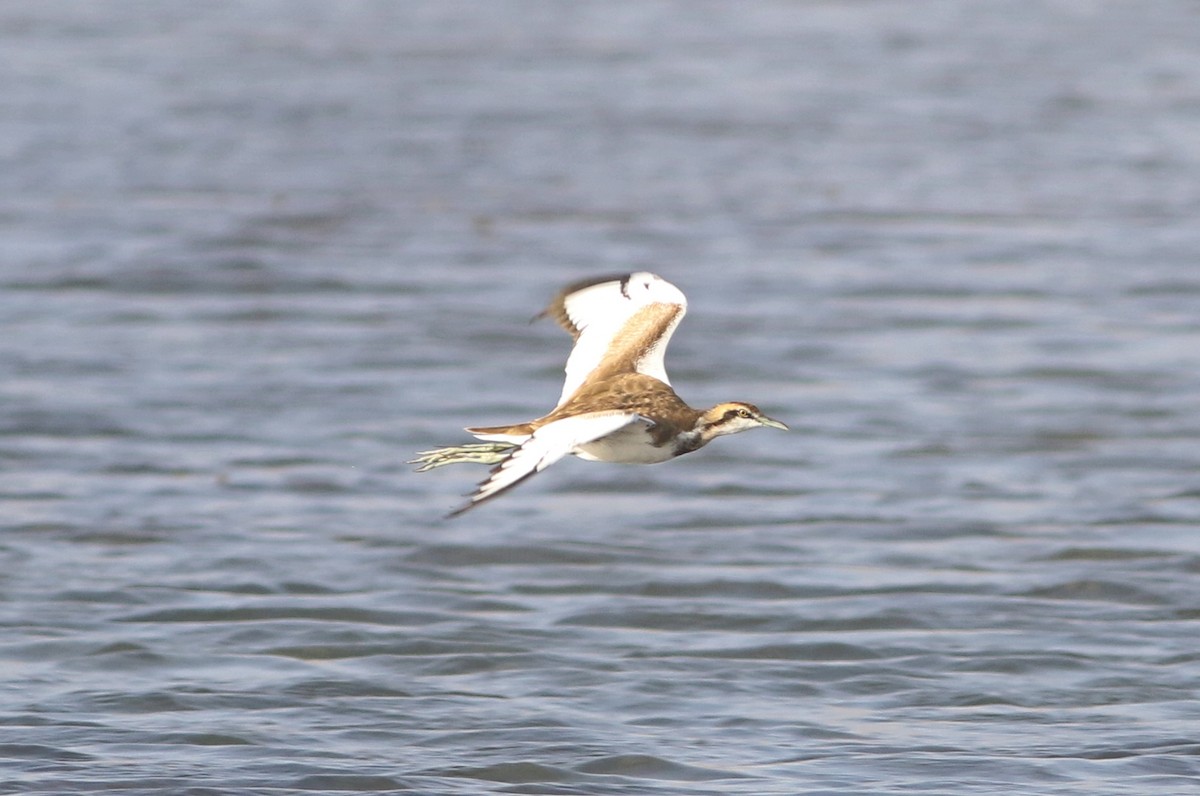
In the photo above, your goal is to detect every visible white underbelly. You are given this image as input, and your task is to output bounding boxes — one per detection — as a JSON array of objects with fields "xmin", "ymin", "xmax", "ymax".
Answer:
[{"xmin": 573, "ymin": 423, "xmax": 675, "ymax": 464}]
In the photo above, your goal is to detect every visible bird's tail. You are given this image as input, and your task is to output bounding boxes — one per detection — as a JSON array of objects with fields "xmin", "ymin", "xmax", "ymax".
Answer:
[{"xmin": 409, "ymin": 442, "xmax": 518, "ymax": 472}]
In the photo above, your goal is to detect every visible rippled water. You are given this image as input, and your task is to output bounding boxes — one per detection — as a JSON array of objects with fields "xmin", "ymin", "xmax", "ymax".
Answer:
[{"xmin": 4, "ymin": 2, "xmax": 1200, "ymax": 794}]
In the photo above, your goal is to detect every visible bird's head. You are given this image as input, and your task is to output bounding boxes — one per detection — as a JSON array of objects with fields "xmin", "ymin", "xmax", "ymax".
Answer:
[{"xmin": 698, "ymin": 402, "xmax": 788, "ymax": 439}]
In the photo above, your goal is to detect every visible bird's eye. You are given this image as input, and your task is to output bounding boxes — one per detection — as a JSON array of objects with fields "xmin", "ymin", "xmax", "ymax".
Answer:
[{"xmin": 738, "ymin": 408, "xmax": 752, "ymax": 419}]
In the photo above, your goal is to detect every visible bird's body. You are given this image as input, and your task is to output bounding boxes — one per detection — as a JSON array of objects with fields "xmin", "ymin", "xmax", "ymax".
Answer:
[
  {"xmin": 412, "ymin": 273, "xmax": 786, "ymax": 516},
  {"xmin": 467, "ymin": 373, "xmax": 703, "ymax": 461}
]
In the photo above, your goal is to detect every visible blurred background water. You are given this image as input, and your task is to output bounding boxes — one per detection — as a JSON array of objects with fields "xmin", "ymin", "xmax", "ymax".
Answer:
[{"xmin": 3, "ymin": 1, "xmax": 1200, "ymax": 794}]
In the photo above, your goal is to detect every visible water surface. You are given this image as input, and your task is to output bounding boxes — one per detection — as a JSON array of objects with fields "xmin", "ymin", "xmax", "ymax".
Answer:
[{"xmin": 3, "ymin": 2, "xmax": 1200, "ymax": 794}]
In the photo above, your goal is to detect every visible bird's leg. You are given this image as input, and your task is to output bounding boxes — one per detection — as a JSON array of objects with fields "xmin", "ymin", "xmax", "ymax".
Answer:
[{"xmin": 409, "ymin": 442, "xmax": 518, "ymax": 472}]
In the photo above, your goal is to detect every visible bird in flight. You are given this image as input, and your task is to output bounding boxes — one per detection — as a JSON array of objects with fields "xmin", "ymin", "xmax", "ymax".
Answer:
[{"xmin": 412, "ymin": 272, "xmax": 787, "ymax": 517}]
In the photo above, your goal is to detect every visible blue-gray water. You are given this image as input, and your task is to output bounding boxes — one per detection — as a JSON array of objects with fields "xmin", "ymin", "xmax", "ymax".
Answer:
[{"xmin": 4, "ymin": 2, "xmax": 1200, "ymax": 794}]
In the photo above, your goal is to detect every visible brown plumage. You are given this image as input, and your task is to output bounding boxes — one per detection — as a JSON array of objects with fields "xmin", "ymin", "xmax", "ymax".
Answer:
[
  {"xmin": 467, "ymin": 372, "xmax": 702, "ymax": 447},
  {"xmin": 412, "ymin": 272, "xmax": 786, "ymax": 516}
]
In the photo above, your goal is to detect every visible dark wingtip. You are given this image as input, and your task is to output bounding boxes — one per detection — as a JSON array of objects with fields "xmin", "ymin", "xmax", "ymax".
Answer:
[{"xmin": 444, "ymin": 492, "xmax": 484, "ymax": 519}]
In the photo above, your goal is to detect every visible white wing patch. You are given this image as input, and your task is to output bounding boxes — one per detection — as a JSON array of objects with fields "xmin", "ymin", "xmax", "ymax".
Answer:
[
  {"xmin": 467, "ymin": 429, "xmax": 531, "ymax": 444},
  {"xmin": 448, "ymin": 412, "xmax": 641, "ymax": 517},
  {"xmin": 555, "ymin": 272, "xmax": 687, "ymax": 406}
]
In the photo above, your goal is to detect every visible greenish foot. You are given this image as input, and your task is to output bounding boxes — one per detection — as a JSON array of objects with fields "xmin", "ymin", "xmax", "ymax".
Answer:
[{"xmin": 409, "ymin": 442, "xmax": 518, "ymax": 472}]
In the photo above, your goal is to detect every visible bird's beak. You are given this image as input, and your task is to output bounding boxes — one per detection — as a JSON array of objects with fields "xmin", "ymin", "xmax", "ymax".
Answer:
[{"xmin": 757, "ymin": 416, "xmax": 788, "ymax": 431}]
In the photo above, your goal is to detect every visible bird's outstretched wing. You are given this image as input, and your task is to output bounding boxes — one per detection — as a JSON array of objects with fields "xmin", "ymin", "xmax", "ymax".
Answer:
[
  {"xmin": 538, "ymin": 272, "xmax": 687, "ymax": 407},
  {"xmin": 447, "ymin": 412, "xmax": 644, "ymax": 517}
]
